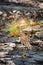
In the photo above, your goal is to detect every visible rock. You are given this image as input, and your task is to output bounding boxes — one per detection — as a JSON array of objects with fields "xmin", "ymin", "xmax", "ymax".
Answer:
[
  {"xmin": 0, "ymin": 36, "xmax": 8, "ymax": 43},
  {"xmin": 5, "ymin": 43, "xmax": 16, "ymax": 48},
  {"xmin": 27, "ymin": 49, "xmax": 36, "ymax": 55},
  {"xmin": 0, "ymin": 32, "xmax": 2, "ymax": 35},
  {"xmin": 34, "ymin": 55, "xmax": 43, "ymax": 63},
  {"xmin": 16, "ymin": 37, "xmax": 21, "ymax": 43},
  {"xmin": 29, "ymin": 20, "xmax": 37, "ymax": 26},
  {"xmin": 7, "ymin": 15, "xmax": 14, "ymax": 20},
  {"xmin": 7, "ymin": 37, "xmax": 17, "ymax": 43},
  {"xmin": 30, "ymin": 33, "xmax": 43, "ymax": 50},
  {"xmin": 0, "ymin": 3, "xmax": 42, "ymax": 18},
  {"xmin": 22, "ymin": 25, "xmax": 42, "ymax": 33},
  {"xmin": 0, "ymin": 51, "xmax": 8, "ymax": 57},
  {"xmin": 16, "ymin": 11, "xmax": 20, "ymax": 14},
  {"xmin": 0, "ymin": 59, "xmax": 8, "ymax": 65},
  {"xmin": 5, "ymin": 0, "xmax": 39, "ymax": 7},
  {"xmin": 13, "ymin": 10, "xmax": 17, "ymax": 13},
  {"xmin": 39, "ymin": 3, "xmax": 43, "ymax": 8},
  {"xmin": 22, "ymin": 26, "xmax": 33, "ymax": 33},
  {"xmin": 7, "ymin": 61, "xmax": 16, "ymax": 65},
  {"xmin": 3, "ymin": 12, "xmax": 7, "ymax": 17},
  {"xmin": 24, "ymin": 62, "xmax": 30, "ymax": 65},
  {"xmin": 0, "ymin": 11, "xmax": 3, "ymax": 15},
  {"xmin": 17, "ymin": 44, "xmax": 25, "ymax": 49},
  {"xmin": 31, "ymin": 39, "xmax": 42, "ymax": 45},
  {"xmin": 35, "ymin": 32, "xmax": 43, "ymax": 40},
  {"xmin": 0, "ymin": 48, "xmax": 3, "ymax": 51},
  {"xmin": 0, "ymin": 36, "xmax": 21, "ymax": 43},
  {"xmin": 9, "ymin": 43, "xmax": 16, "ymax": 48},
  {"xmin": 25, "ymin": 12, "xmax": 30, "ymax": 16}
]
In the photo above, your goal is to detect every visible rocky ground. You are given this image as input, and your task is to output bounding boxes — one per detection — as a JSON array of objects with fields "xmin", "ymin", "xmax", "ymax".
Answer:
[
  {"xmin": 0, "ymin": 42, "xmax": 43, "ymax": 65},
  {"xmin": 0, "ymin": 2, "xmax": 43, "ymax": 65},
  {"xmin": 0, "ymin": 24, "xmax": 43, "ymax": 65}
]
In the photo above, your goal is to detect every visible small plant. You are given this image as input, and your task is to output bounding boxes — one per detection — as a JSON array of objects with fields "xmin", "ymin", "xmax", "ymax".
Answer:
[{"xmin": 5, "ymin": 22, "xmax": 20, "ymax": 37}]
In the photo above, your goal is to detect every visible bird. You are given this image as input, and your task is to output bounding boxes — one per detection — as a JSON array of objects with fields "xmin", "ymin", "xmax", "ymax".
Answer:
[{"xmin": 19, "ymin": 31, "xmax": 32, "ymax": 57}]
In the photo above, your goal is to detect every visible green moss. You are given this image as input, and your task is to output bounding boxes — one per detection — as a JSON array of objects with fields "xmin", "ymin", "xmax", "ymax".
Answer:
[{"xmin": 5, "ymin": 22, "xmax": 20, "ymax": 36}]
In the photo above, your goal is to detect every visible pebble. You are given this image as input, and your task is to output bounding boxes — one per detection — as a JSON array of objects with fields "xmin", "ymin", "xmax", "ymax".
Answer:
[{"xmin": 13, "ymin": 10, "xmax": 17, "ymax": 13}]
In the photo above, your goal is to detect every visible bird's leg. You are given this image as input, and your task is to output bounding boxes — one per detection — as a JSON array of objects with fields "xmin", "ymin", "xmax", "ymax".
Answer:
[{"xmin": 22, "ymin": 47, "xmax": 27, "ymax": 57}]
